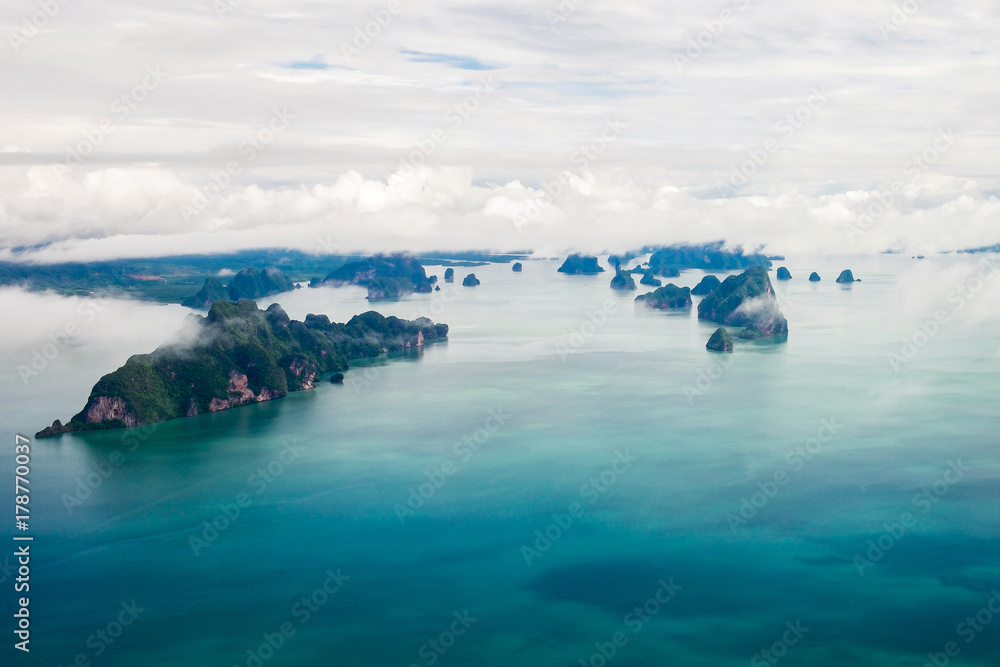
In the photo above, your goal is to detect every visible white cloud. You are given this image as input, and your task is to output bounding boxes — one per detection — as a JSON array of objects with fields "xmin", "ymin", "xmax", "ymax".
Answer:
[{"xmin": 0, "ymin": 0, "xmax": 997, "ymax": 259}]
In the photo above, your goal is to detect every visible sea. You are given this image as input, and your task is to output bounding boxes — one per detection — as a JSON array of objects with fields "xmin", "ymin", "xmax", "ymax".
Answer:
[{"xmin": 1, "ymin": 253, "xmax": 998, "ymax": 666}]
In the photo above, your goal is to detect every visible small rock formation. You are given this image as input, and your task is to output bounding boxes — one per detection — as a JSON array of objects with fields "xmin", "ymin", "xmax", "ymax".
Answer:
[
  {"xmin": 836, "ymin": 269, "xmax": 859, "ymax": 283},
  {"xmin": 809, "ymin": 272, "xmax": 821, "ymax": 282},
  {"xmin": 697, "ymin": 266, "xmax": 788, "ymax": 337},
  {"xmin": 610, "ymin": 269, "xmax": 637, "ymax": 290},
  {"xmin": 706, "ymin": 327, "xmax": 734, "ymax": 352},
  {"xmin": 635, "ymin": 283, "xmax": 692, "ymax": 309},
  {"xmin": 776, "ymin": 267, "xmax": 792, "ymax": 280},
  {"xmin": 462, "ymin": 273, "xmax": 481, "ymax": 287},
  {"xmin": 661, "ymin": 267, "xmax": 681, "ymax": 278},
  {"xmin": 434, "ymin": 285, "xmax": 441, "ymax": 291},
  {"xmin": 512, "ymin": 262, "xmax": 523, "ymax": 272},
  {"xmin": 639, "ymin": 270, "xmax": 662, "ymax": 287},
  {"xmin": 691, "ymin": 275, "xmax": 721, "ymax": 296},
  {"xmin": 557, "ymin": 254, "xmax": 605, "ymax": 275},
  {"xmin": 444, "ymin": 268, "xmax": 455, "ymax": 282},
  {"xmin": 330, "ymin": 373, "xmax": 344, "ymax": 384}
]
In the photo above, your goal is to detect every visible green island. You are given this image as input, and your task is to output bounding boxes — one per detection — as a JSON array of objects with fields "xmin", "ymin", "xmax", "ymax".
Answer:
[
  {"xmin": 35, "ymin": 300, "xmax": 448, "ymax": 437},
  {"xmin": 635, "ymin": 283, "xmax": 692, "ymax": 309},
  {"xmin": 696, "ymin": 266, "xmax": 788, "ymax": 338}
]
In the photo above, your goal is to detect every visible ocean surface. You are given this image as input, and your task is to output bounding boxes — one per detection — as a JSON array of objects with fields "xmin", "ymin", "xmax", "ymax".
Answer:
[{"xmin": 1, "ymin": 254, "xmax": 998, "ymax": 666}]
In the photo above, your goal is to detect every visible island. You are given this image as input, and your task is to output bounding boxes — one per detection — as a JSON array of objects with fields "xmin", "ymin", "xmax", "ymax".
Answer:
[
  {"xmin": 836, "ymin": 269, "xmax": 860, "ymax": 283},
  {"xmin": 610, "ymin": 270, "xmax": 637, "ymax": 290},
  {"xmin": 635, "ymin": 283, "xmax": 692, "ymax": 309},
  {"xmin": 558, "ymin": 254, "xmax": 605, "ymax": 275},
  {"xmin": 639, "ymin": 270, "xmax": 661, "ymax": 287},
  {"xmin": 322, "ymin": 253, "xmax": 433, "ymax": 298},
  {"xmin": 512, "ymin": 262, "xmax": 523, "ymax": 272},
  {"xmin": 444, "ymin": 268, "xmax": 455, "ymax": 282},
  {"xmin": 35, "ymin": 300, "xmax": 448, "ymax": 437},
  {"xmin": 809, "ymin": 272, "xmax": 821, "ymax": 282},
  {"xmin": 646, "ymin": 242, "xmax": 772, "ymax": 274},
  {"xmin": 462, "ymin": 273, "xmax": 481, "ymax": 286},
  {"xmin": 696, "ymin": 266, "xmax": 788, "ymax": 338},
  {"xmin": 706, "ymin": 327, "xmax": 734, "ymax": 352},
  {"xmin": 691, "ymin": 275, "xmax": 721, "ymax": 296},
  {"xmin": 182, "ymin": 267, "xmax": 294, "ymax": 308},
  {"xmin": 776, "ymin": 267, "xmax": 792, "ymax": 280}
]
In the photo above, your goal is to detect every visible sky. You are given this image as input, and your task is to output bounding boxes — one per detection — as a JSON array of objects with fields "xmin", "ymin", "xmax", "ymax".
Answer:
[{"xmin": 0, "ymin": 0, "xmax": 998, "ymax": 262}]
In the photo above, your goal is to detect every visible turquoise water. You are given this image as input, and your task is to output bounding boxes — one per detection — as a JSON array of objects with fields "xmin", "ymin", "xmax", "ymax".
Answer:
[{"xmin": 2, "ymin": 254, "xmax": 999, "ymax": 666}]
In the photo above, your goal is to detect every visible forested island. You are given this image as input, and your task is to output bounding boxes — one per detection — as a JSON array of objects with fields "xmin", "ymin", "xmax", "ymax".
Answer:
[{"xmin": 36, "ymin": 300, "xmax": 448, "ymax": 436}]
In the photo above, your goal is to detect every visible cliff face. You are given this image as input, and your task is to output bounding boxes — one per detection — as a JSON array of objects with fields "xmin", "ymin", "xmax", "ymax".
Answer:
[
  {"xmin": 697, "ymin": 266, "xmax": 788, "ymax": 337},
  {"xmin": 36, "ymin": 300, "xmax": 448, "ymax": 437}
]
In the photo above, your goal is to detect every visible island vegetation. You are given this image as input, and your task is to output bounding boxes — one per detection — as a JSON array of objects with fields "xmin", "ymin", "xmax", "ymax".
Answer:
[
  {"xmin": 696, "ymin": 266, "xmax": 788, "ymax": 338},
  {"xmin": 36, "ymin": 300, "xmax": 448, "ymax": 437}
]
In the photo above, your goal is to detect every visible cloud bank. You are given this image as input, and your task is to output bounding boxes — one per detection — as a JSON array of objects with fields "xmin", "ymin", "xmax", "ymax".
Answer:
[{"xmin": 1, "ymin": 0, "xmax": 998, "ymax": 261}]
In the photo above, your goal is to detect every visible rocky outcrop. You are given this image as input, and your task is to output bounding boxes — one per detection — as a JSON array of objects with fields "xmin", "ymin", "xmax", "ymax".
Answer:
[
  {"xmin": 706, "ymin": 327, "xmax": 734, "ymax": 352},
  {"xmin": 610, "ymin": 270, "xmax": 637, "ymax": 290},
  {"xmin": 809, "ymin": 272, "xmax": 821, "ymax": 282},
  {"xmin": 558, "ymin": 254, "xmax": 605, "ymax": 275},
  {"xmin": 512, "ymin": 262, "xmax": 523, "ymax": 272},
  {"xmin": 444, "ymin": 268, "xmax": 455, "ymax": 282},
  {"xmin": 691, "ymin": 275, "xmax": 721, "ymax": 296},
  {"xmin": 776, "ymin": 267, "xmax": 792, "ymax": 280},
  {"xmin": 836, "ymin": 269, "xmax": 859, "ymax": 283},
  {"xmin": 697, "ymin": 266, "xmax": 788, "ymax": 337},
  {"xmin": 462, "ymin": 273, "xmax": 481, "ymax": 286},
  {"xmin": 635, "ymin": 283, "xmax": 692, "ymax": 309},
  {"xmin": 84, "ymin": 396, "xmax": 139, "ymax": 426}
]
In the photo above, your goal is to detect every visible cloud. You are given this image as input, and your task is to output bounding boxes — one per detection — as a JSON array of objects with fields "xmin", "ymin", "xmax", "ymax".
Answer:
[
  {"xmin": 0, "ymin": 0, "xmax": 997, "ymax": 260},
  {"xmin": 399, "ymin": 49, "xmax": 497, "ymax": 70}
]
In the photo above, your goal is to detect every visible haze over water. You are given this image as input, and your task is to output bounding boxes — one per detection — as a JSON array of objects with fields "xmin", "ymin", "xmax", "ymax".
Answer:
[{"xmin": 2, "ymin": 253, "xmax": 999, "ymax": 666}]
